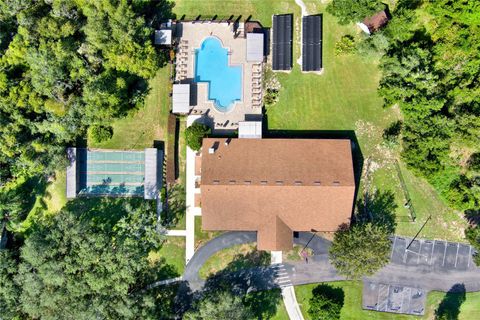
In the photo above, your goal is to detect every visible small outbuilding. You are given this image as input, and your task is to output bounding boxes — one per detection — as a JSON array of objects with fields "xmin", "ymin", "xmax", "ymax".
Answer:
[
  {"xmin": 246, "ymin": 33, "xmax": 264, "ymax": 62},
  {"xmin": 155, "ymin": 29, "xmax": 172, "ymax": 45},
  {"xmin": 172, "ymin": 84, "xmax": 191, "ymax": 114},
  {"xmin": 358, "ymin": 10, "xmax": 390, "ymax": 35},
  {"xmin": 238, "ymin": 121, "xmax": 262, "ymax": 139}
]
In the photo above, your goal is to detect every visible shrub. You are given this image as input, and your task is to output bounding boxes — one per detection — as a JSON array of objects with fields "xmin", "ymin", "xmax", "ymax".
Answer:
[
  {"xmin": 335, "ymin": 35, "xmax": 356, "ymax": 56},
  {"xmin": 185, "ymin": 123, "xmax": 211, "ymax": 151},
  {"xmin": 308, "ymin": 284, "xmax": 344, "ymax": 320},
  {"xmin": 382, "ymin": 120, "xmax": 403, "ymax": 145},
  {"xmin": 88, "ymin": 125, "xmax": 113, "ymax": 143}
]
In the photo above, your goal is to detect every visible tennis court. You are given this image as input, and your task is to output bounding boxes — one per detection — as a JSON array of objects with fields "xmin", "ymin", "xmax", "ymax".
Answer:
[{"xmin": 67, "ymin": 148, "xmax": 162, "ymax": 199}]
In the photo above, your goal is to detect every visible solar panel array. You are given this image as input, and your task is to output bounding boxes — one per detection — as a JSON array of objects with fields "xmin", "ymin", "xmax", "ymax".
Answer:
[
  {"xmin": 302, "ymin": 15, "xmax": 323, "ymax": 72},
  {"xmin": 272, "ymin": 14, "xmax": 293, "ymax": 71}
]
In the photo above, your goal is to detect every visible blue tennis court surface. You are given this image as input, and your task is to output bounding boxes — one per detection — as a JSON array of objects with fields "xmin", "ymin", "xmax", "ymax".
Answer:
[{"xmin": 78, "ymin": 149, "xmax": 145, "ymax": 196}]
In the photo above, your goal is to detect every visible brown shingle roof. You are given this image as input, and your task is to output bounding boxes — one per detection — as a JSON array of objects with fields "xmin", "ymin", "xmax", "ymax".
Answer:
[
  {"xmin": 363, "ymin": 10, "xmax": 389, "ymax": 33},
  {"xmin": 200, "ymin": 138, "xmax": 355, "ymax": 251}
]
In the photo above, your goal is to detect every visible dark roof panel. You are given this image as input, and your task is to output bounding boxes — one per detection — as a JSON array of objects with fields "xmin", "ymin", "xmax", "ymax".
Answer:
[
  {"xmin": 302, "ymin": 15, "xmax": 323, "ymax": 71},
  {"xmin": 272, "ymin": 14, "xmax": 293, "ymax": 71}
]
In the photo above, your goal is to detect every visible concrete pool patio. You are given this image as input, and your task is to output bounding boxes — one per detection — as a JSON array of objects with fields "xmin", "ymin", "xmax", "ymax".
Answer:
[{"xmin": 175, "ymin": 21, "xmax": 262, "ymax": 131}]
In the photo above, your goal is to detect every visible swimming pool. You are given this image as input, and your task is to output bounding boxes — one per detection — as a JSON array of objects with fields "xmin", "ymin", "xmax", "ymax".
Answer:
[{"xmin": 195, "ymin": 37, "xmax": 242, "ymax": 112}]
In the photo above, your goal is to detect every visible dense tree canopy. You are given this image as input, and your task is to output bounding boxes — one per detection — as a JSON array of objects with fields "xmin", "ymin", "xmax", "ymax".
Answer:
[
  {"xmin": 327, "ymin": 0, "xmax": 385, "ymax": 25},
  {"xmin": 0, "ymin": 200, "xmax": 179, "ymax": 319},
  {"xmin": 376, "ymin": 0, "xmax": 480, "ymax": 212},
  {"xmin": 184, "ymin": 291, "xmax": 255, "ymax": 320},
  {"xmin": 0, "ymin": 0, "xmax": 170, "ymax": 180},
  {"xmin": 329, "ymin": 223, "xmax": 391, "ymax": 279}
]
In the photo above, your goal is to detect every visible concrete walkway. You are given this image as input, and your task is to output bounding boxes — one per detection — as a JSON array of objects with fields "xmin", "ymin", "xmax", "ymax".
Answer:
[
  {"xmin": 294, "ymin": 0, "xmax": 308, "ymax": 67},
  {"xmin": 185, "ymin": 115, "xmax": 202, "ymax": 263},
  {"xmin": 270, "ymin": 251, "xmax": 304, "ymax": 320},
  {"xmin": 165, "ymin": 229, "xmax": 187, "ymax": 236},
  {"xmin": 282, "ymin": 285, "xmax": 304, "ymax": 320}
]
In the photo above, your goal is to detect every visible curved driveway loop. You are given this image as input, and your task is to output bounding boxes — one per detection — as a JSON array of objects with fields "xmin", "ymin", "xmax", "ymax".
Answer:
[
  {"xmin": 183, "ymin": 231, "xmax": 480, "ymax": 292},
  {"xmin": 183, "ymin": 231, "xmax": 257, "ymax": 285}
]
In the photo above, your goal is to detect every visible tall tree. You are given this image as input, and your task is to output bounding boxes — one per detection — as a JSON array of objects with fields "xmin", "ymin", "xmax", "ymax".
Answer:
[
  {"xmin": 327, "ymin": 0, "xmax": 385, "ymax": 25},
  {"xmin": 14, "ymin": 202, "xmax": 168, "ymax": 319},
  {"xmin": 184, "ymin": 291, "xmax": 255, "ymax": 320},
  {"xmin": 329, "ymin": 223, "xmax": 391, "ymax": 279}
]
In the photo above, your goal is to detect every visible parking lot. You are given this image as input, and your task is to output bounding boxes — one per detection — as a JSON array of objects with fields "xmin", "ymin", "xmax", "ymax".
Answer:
[
  {"xmin": 390, "ymin": 236, "xmax": 476, "ymax": 271},
  {"xmin": 363, "ymin": 282, "xmax": 426, "ymax": 315}
]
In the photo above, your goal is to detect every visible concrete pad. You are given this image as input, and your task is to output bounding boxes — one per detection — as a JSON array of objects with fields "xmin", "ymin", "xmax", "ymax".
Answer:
[{"xmin": 363, "ymin": 282, "xmax": 426, "ymax": 316}]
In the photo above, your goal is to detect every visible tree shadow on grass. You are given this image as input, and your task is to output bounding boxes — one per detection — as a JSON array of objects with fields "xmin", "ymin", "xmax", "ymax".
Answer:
[
  {"xmin": 435, "ymin": 283, "xmax": 466, "ymax": 320},
  {"xmin": 162, "ymin": 184, "xmax": 186, "ymax": 228},
  {"xmin": 199, "ymin": 251, "xmax": 281, "ymax": 319},
  {"xmin": 355, "ymin": 189, "xmax": 398, "ymax": 234},
  {"xmin": 64, "ymin": 197, "xmax": 148, "ymax": 231}
]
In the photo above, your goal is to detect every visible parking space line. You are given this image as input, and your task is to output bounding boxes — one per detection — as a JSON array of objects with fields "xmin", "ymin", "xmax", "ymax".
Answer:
[
  {"xmin": 442, "ymin": 241, "xmax": 447, "ymax": 266},
  {"xmin": 454, "ymin": 243, "xmax": 460, "ymax": 268},
  {"xmin": 417, "ymin": 240, "xmax": 423, "ymax": 264},
  {"xmin": 430, "ymin": 240, "xmax": 436, "ymax": 265},
  {"xmin": 391, "ymin": 236, "xmax": 397, "ymax": 260},
  {"xmin": 402, "ymin": 238, "xmax": 408, "ymax": 264},
  {"xmin": 468, "ymin": 245, "xmax": 472, "ymax": 268}
]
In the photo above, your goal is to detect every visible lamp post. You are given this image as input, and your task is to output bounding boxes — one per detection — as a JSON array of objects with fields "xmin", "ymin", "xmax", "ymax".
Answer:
[
  {"xmin": 301, "ymin": 229, "xmax": 319, "ymax": 254},
  {"xmin": 406, "ymin": 215, "xmax": 432, "ymax": 250}
]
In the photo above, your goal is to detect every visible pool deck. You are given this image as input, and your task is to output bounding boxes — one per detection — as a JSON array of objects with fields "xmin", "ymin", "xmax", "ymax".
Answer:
[{"xmin": 176, "ymin": 21, "xmax": 262, "ymax": 132}]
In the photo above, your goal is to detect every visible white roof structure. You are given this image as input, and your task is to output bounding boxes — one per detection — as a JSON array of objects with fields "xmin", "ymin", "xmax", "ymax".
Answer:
[
  {"xmin": 238, "ymin": 121, "xmax": 262, "ymax": 139},
  {"xmin": 172, "ymin": 84, "xmax": 190, "ymax": 114},
  {"xmin": 155, "ymin": 29, "xmax": 172, "ymax": 45},
  {"xmin": 144, "ymin": 148, "xmax": 163, "ymax": 200},
  {"xmin": 66, "ymin": 147, "xmax": 77, "ymax": 199},
  {"xmin": 246, "ymin": 33, "xmax": 264, "ymax": 62}
]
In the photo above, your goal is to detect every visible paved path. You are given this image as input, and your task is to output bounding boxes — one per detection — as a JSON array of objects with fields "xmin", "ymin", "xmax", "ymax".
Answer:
[
  {"xmin": 166, "ymin": 229, "xmax": 187, "ymax": 236},
  {"xmin": 184, "ymin": 231, "xmax": 257, "ymax": 288},
  {"xmin": 185, "ymin": 115, "xmax": 202, "ymax": 263},
  {"xmin": 182, "ymin": 232, "xmax": 480, "ymax": 293}
]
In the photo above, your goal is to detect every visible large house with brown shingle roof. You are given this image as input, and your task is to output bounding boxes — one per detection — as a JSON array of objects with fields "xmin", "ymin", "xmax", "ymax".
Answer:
[{"xmin": 196, "ymin": 137, "xmax": 355, "ymax": 251}]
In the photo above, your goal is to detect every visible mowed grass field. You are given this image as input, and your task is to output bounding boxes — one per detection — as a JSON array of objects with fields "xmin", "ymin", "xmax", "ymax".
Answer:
[
  {"xmin": 295, "ymin": 282, "xmax": 480, "ymax": 320},
  {"xmin": 90, "ymin": 67, "xmax": 171, "ymax": 150},
  {"xmin": 174, "ymin": 0, "xmax": 467, "ymax": 241}
]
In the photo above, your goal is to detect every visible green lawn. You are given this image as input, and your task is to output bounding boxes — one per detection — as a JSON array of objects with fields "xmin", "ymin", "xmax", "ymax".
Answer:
[
  {"xmin": 175, "ymin": 0, "xmax": 463, "ymax": 241},
  {"xmin": 90, "ymin": 67, "xmax": 171, "ymax": 150},
  {"xmin": 199, "ymin": 243, "xmax": 269, "ymax": 279},
  {"xmin": 295, "ymin": 282, "xmax": 480, "ymax": 320},
  {"xmin": 149, "ymin": 236, "xmax": 186, "ymax": 278},
  {"xmin": 194, "ymin": 216, "xmax": 223, "ymax": 249}
]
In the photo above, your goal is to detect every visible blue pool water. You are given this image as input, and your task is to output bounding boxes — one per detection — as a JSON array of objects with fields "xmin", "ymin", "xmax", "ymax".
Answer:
[{"xmin": 195, "ymin": 37, "xmax": 242, "ymax": 112}]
